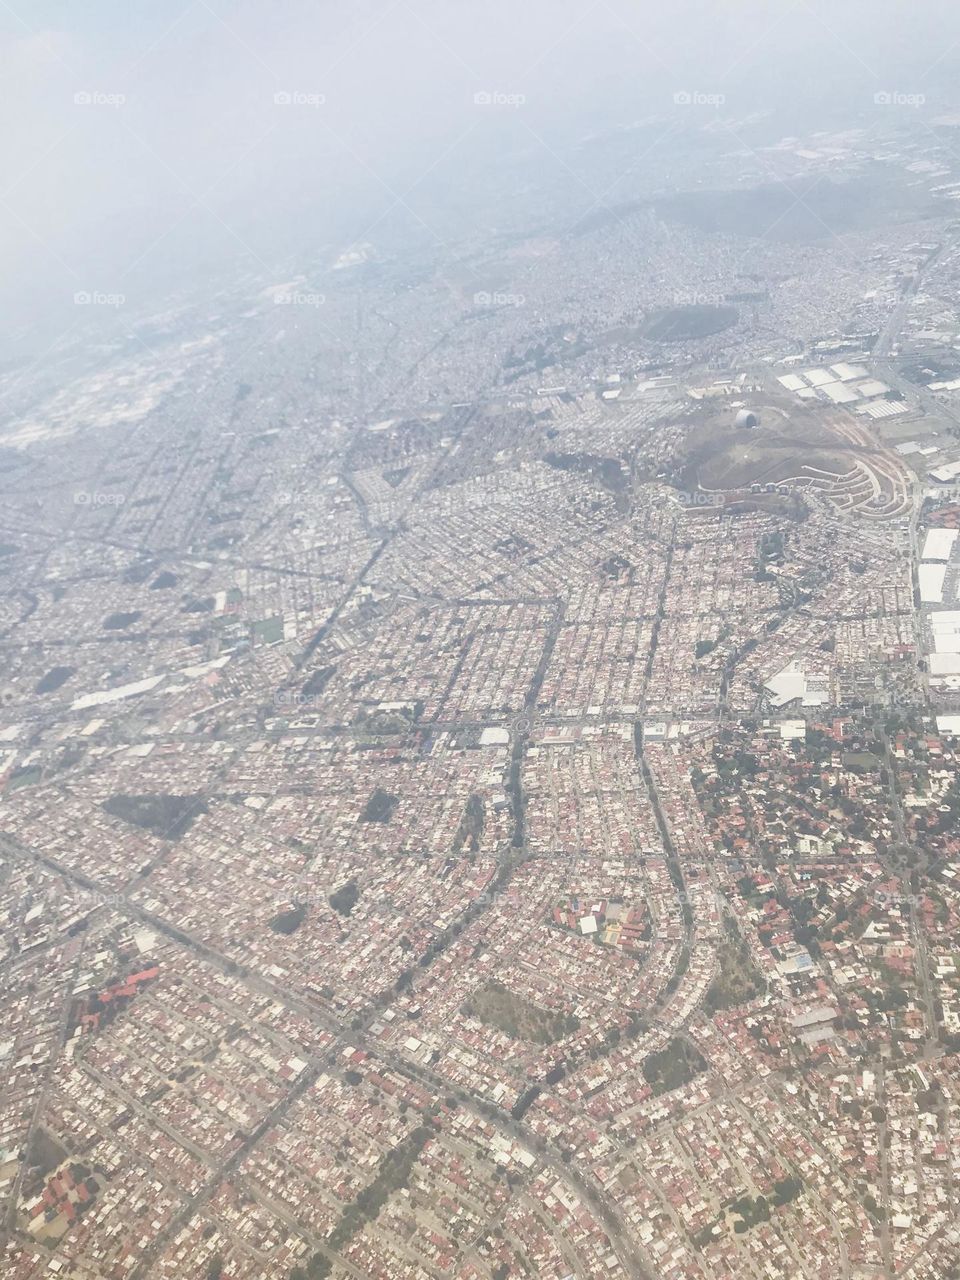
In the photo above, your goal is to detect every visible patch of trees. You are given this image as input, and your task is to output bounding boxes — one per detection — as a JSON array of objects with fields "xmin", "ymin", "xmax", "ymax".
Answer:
[
  {"xmin": 329, "ymin": 880, "xmax": 359, "ymax": 917},
  {"xmin": 360, "ymin": 788, "xmax": 399, "ymax": 823},
  {"xmin": 102, "ymin": 794, "xmax": 207, "ymax": 841},
  {"xmin": 35, "ymin": 666, "xmax": 75, "ymax": 695},
  {"xmin": 102, "ymin": 611, "xmax": 142, "ymax": 630},
  {"xmin": 642, "ymin": 1036, "xmax": 707, "ymax": 1096},
  {"xmin": 268, "ymin": 904, "xmax": 307, "ymax": 935}
]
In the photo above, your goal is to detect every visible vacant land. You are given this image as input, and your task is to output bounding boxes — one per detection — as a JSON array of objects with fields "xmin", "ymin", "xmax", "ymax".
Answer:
[
  {"xmin": 463, "ymin": 980, "xmax": 580, "ymax": 1044},
  {"xmin": 691, "ymin": 417, "xmax": 854, "ymax": 492},
  {"xmin": 640, "ymin": 303, "xmax": 739, "ymax": 343},
  {"xmin": 706, "ymin": 922, "xmax": 767, "ymax": 1012},
  {"xmin": 453, "ymin": 793, "xmax": 485, "ymax": 854}
]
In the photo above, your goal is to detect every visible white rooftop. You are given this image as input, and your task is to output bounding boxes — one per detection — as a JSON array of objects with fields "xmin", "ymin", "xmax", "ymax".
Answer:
[
  {"xmin": 922, "ymin": 528, "xmax": 958, "ymax": 561},
  {"xmin": 920, "ymin": 563, "xmax": 947, "ymax": 604}
]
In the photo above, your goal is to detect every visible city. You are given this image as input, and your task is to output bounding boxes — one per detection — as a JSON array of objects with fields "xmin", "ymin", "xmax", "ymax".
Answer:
[{"xmin": 3, "ymin": 4, "xmax": 960, "ymax": 1278}]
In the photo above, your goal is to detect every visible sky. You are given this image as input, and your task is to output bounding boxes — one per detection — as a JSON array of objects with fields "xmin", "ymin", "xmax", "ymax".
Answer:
[{"xmin": 3, "ymin": 0, "xmax": 960, "ymax": 344}]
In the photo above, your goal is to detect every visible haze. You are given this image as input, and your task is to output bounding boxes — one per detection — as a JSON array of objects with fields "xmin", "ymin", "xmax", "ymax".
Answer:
[{"xmin": 2, "ymin": 0, "xmax": 960, "ymax": 344}]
